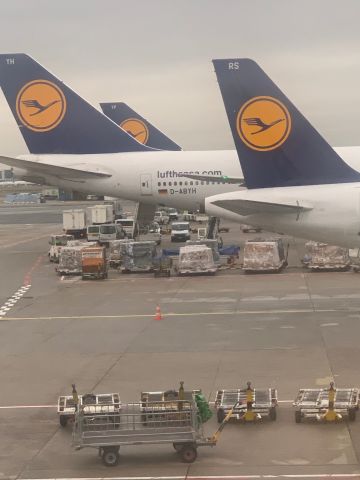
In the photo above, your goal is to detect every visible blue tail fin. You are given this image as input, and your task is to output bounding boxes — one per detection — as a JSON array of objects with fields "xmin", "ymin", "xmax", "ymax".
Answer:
[
  {"xmin": 0, "ymin": 54, "xmax": 152, "ymax": 154},
  {"xmin": 213, "ymin": 58, "xmax": 360, "ymax": 188},
  {"xmin": 100, "ymin": 102, "xmax": 181, "ymax": 151}
]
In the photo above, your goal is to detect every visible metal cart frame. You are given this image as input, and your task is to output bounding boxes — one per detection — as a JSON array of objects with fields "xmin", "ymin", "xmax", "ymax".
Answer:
[
  {"xmin": 293, "ymin": 388, "xmax": 359, "ymax": 423},
  {"xmin": 215, "ymin": 388, "xmax": 278, "ymax": 422},
  {"xmin": 72, "ymin": 400, "xmax": 217, "ymax": 466},
  {"xmin": 57, "ymin": 392, "xmax": 121, "ymax": 427}
]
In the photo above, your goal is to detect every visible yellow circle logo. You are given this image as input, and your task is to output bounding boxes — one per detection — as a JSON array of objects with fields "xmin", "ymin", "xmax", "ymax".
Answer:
[
  {"xmin": 236, "ymin": 96, "xmax": 291, "ymax": 151},
  {"xmin": 120, "ymin": 118, "xmax": 149, "ymax": 144},
  {"xmin": 16, "ymin": 80, "xmax": 66, "ymax": 132}
]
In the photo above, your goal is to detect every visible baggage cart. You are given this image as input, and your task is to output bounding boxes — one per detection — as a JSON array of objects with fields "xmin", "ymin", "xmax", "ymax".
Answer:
[
  {"xmin": 57, "ymin": 392, "xmax": 121, "ymax": 427},
  {"xmin": 215, "ymin": 388, "xmax": 278, "ymax": 422},
  {"xmin": 72, "ymin": 399, "xmax": 232, "ymax": 467},
  {"xmin": 293, "ymin": 387, "xmax": 359, "ymax": 423},
  {"xmin": 153, "ymin": 256, "xmax": 172, "ymax": 277}
]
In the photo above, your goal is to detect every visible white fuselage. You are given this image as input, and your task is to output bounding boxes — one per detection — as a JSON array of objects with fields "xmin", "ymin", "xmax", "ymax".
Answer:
[{"xmin": 13, "ymin": 145, "xmax": 360, "ymax": 247}]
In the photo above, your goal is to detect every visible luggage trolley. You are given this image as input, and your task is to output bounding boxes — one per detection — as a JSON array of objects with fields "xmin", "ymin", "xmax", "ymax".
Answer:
[
  {"xmin": 72, "ymin": 398, "xmax": 234, "ymax": 467},
  {"xmin": 215, "ymin": 387, "xmax": 278, "ymax": 423},
  {"xmin": 293, "ymin": 387, "xmax": 359, "ymax": 423},
  {"xmin": 57, "ymin": 392, "xmax": 121, "ymax": 427}
]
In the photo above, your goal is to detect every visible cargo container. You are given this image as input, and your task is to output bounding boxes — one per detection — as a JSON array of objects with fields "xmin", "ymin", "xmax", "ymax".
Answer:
[
  {"xmin": 243, "ymin": 239, "xmax": 287, "ymax": 273},
  {"xmin": 304, "ymin": 242, "xmax": 350, "ymax": 271},
  {"xmin": 186, "ymin": 239, "xmax": 221, "ymax": 265},
  {"xmin": 178, "ymin": 245, "xmax": 216, "ymax": 275},
  {"xmin": 57, "ymin": 242, "xmax": 97, "ymax": 275},
  {"xmin": 121, "ymin": 241, "xmax": 157, "ymax": 273},
  {"xmin": 63, "ymin": 209, "xmax": 87, "ymax": 238}
]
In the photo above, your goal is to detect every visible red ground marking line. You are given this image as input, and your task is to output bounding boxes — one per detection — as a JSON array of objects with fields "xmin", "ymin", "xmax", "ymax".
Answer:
[{"xmin": 23, "ymin": 254, "xmax": 44, "ymax": 286}]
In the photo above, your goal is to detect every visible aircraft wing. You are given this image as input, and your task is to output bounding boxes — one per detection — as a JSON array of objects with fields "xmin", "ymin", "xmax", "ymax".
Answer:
[
  {"xmin": 183, "ymin": 173, "xmax": 245, "ymax": 185},
  {"xmin": 0, "ymin": 155, "xmax": 112, "ymax": 180},
  {"xmin": 211, "ymin": 198, "xmax": 313, "ymax": 216}
]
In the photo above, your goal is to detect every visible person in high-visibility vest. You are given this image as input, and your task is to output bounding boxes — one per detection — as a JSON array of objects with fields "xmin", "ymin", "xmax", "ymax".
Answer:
[{"xmin": 246, "ymin": 381, "xmax": 254, "ymax": 410}]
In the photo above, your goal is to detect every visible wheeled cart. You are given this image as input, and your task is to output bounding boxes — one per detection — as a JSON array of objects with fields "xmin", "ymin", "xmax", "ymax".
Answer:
[
  {"xmin": 215, "ymin": 388, "xmax": 278, "ymax": 423},
  {"xmin": 293, "ymin": 387, "xmax": 359, "ymax": 423},
  {"xmin": 72, "ymin": 399, "xmax": 229, "ymax": 466},
  {"xmin": 57, "ymin": 392, "xmax": 121, "ymax": 427}
]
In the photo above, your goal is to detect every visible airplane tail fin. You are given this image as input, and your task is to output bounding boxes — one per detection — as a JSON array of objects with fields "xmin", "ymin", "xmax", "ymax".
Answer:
[
  {"xmin": 0, "ymin": 54, "xmax": 153, "ymax": 154},
  {"xmin": 213, "ymin": 58, "xmax": 360, "ymax": 188},
  {"xmin": 100, "ymin": 102, "xmax": 181, "ymax": 151}
]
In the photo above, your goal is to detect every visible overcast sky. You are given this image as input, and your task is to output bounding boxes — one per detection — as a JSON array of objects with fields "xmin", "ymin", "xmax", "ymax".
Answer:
[{"xmin": 0, "ymin": 0, "xmax": 359, "ymax": 156}]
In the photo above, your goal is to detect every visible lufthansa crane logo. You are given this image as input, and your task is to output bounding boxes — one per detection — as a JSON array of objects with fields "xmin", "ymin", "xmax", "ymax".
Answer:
[
  {"xmin": 16, "ymin": 80, "xmax": 66, "ymax": 132},
  {"xmin": 236, "ymin": 96, "xmax": 291, "ymax": 151},
  {"xmin": 120, "ymin": 118, "xmax": 149, "ymax": 144}
]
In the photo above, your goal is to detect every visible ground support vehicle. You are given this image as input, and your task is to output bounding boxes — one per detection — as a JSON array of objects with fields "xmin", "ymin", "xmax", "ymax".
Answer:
[
  {"xmin": 243, "ymin": 238, "xmax": 288, "ymax": 273},
  {"xmin": 153, "ymin": 256, "xmax": 172, "ymax": 277},
  {"xmin": 81, "ymin": 246, "xmax": 108, "ymax": 279},
  {"xmin": 293, "ymin": 388, "xmax": 359, "ymax": 423},
  {"xmin": 171, "ymin": 221, "xmax": 191, "ymax": 242},
  {"xmin": 57, "ymin": 392, "xmax": 121, "ymax": 427},
  {"xmin": 63, "ymin": 209, "xmax": 87, "ymax": 238},
  {"xmin": 87, "ymin": 204, "xmax": 114, "ymax": 225},
  {"xmin": 72, "ymin": 399, "xmax": 229, "ymax": 466},
  {"xmin": 154, "ymin": 210, "xmax": 170, "ymax": 225},
  {"xmin": 215, "ymin": 388, "xmax": 278, "ymax": 423},
  {"xmin": 99, "ymin": 223, "xmax": 125, "ymax": 245},
  {"xmin": 48, "ymin": 234, "xmax": 74, "ymax": 263},
  {"xmin": 115, "ymin": 217, "xmax": 136, "ymax": 239},
  {"xmin": 241, "ymin": 224, "xmax": 262, "ymax": 233}
]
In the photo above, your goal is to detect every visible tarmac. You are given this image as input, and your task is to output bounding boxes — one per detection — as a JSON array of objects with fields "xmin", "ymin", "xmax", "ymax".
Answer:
[{"xmin": 1, "ymin": 201, "xmax": 360, "ymax": 480}]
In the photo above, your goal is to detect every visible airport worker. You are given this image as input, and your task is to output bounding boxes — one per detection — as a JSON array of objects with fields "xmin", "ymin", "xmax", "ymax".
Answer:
[{"xmin": 178, "ymin": 381, "xmax": 185, "ymax": 411}]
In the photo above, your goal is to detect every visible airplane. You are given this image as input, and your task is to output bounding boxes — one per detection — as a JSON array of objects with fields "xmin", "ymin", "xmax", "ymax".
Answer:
[
  {"xmin": 0, "ymin": 53, "xmax": 360, "ymax": 232},
  {"xmin": 0, "ymin": 54, "xmax": 243, "ymax": 214},
  {"xmin": 100, "ymin": 102, "xmax": 181, "ymax": 151},
  {"xmin": 205, "ymin": 58, "xmax": 360, "ymax": 248}
]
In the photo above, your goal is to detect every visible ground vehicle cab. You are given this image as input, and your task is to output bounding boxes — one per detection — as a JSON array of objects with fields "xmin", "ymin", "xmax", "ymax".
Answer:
[
  {"xmin": 171, "ymin": 222, "xmax": 191, "ymax": 242},
  {"xmin": 48, "ymin": 234, "xmax": 74, "ymax": 263}
]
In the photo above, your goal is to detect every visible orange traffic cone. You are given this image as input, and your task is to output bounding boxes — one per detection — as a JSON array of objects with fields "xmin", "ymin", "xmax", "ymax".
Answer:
[{"xmin": 155, "ymin": 305, "xmax": 163, "ymax": 320}]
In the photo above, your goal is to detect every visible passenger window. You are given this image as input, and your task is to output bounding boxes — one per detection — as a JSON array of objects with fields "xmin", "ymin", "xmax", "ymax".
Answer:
[
  {"xmin": 163, "ymin": 182, "xmax": 166, "ymax": 186},
  {"xmin": 174, "ymin": 181, "xmax": 177, "ymax": 186},
  {"xmin": 179, "ymin": 182, "xmax": 183, "ymax": 186},
  {"xmin": 169, "ymin": 182, "xmax": 172, "ymax": 186},
  {"xmin": 158, "ymin": 182, "xmax": 161, "ymax": 187},
  {"xmin": 185, "ymin": 181, "xmax": 188, "ymax": 186},
  {"xmin": 190, "ymin": 181, "xmax": 193, "ymax": 186},
  {"xmin": 196, "ymin": 181, "xmax": 199, "ymax": 186}
]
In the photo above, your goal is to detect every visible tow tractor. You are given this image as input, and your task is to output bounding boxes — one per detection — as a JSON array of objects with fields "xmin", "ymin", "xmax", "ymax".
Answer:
[
  {"xmin": 57, "ymin": 392, "xmax": 121, "ymax": 427},
  {"xmin": 215, "ymin": 386, "xmax": 278, "ymax": 422},
  {"xmin": 72, "ymin": 397, "xmax": 237, "ymax": 467},
  {"xmin": 293, "ymin": 386, "xmax": 359, "ymax": 423}
]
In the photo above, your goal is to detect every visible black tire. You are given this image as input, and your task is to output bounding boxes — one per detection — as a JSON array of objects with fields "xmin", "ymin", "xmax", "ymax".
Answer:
[
  {"xmin": 173, "ymin": 442, "xmax": 183, "ymax": 452},
  {"xmin": 217, "ymin": 408, "xmax": 225, "ymax": 424},
  {"xmin": 295, "ymin": 410, "xmax": 302, "ymax": 423},
  {"xmin": 349, "ymin": 408, "xmax": 356, "ymax": 422},
  {"xmin": 269, "ymin": 407, "xmax": 277, "ymax": 421},
  {"xmin": 102, "ymin": 448, "xmax": 120, "ymax": 467},
  {"xmin": 59, "ymin": 415, "xmax": 68, "ymax": 427},
  {"xmin": 180, "ymin": 444, "xmax": 197, "ymax": 463}
]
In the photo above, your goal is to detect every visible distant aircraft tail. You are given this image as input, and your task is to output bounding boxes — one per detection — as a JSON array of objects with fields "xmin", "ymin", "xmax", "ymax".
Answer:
[
  {"xmin": 0, "ymin": 54, "xmax": 153, "ymax": 154},
  {"xmin": 213, "ymin": 58, "xmax": 360, "ymax": 188},
  {"xmin": 100, "ymin": 102, "xmax": 181, "ymax": 151}
]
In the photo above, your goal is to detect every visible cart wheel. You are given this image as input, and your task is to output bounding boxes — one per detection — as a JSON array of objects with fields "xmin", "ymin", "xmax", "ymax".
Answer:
[
  {"xmin": 59, "ymin": 415, "xmax": 68, "ymax": 427},
  {"xmin": 180, "ymin": 444, "xmax": 197, "ymax": 463},
  {"xmin": 349, "ymin": 408, "xmax": 356, "ymax": 422},
  {"xmin": 217, "ymin": 408, "xmax": 225, "ymax": 423},
  {"xmin": 102, "ymin": 447, "xmax": 120, "ymax": 467},
  {"xmin": 295, "ymin": 410, "xmax": 302, "ymax": 423},
  {"xmin": 173, "ymin": 442, "xmax": 183, "ymax": 452},
  {"xmin": 269, "ymin": 407, "xmax": 277, "ymax": 421}
]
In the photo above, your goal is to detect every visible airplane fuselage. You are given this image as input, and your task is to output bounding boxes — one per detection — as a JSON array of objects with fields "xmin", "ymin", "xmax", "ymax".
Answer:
[{"xmin": 12, "ymin": 145, "xmax": 360, "ymax": 248}]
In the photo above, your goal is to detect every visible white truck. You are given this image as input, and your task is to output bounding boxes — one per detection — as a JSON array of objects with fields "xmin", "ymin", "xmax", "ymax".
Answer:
[
  {"xmin": 154, "ymin": 211, "xmax": 169, "ymax": 225},
  {"xmin": 87, "ymin": 204, "xmax": 114, "ymax": 225},
  {"xmin": 63, "ymin": 209, "xmax": 87, "ymax": 238},
  {"xmin": 115, "ymin": 217, "xmax": 136, "ymax": 239},
  {"xmin": 171, "ymin": 221, "xmax": 191, "ymax": 242}
]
